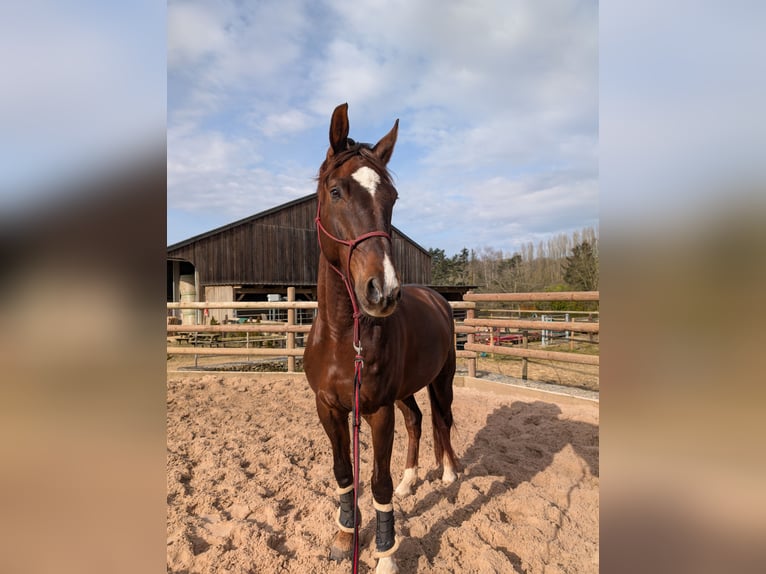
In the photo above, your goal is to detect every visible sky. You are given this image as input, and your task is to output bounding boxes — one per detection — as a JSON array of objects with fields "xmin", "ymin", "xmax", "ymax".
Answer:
[
  {"xmin": 1, "ymin": 2, "xmax": 761, "ymax": 257},
  {"xmin": 0, "ymin": 1, "xmax": 165, "ymax": 206},
  {"xmin": 167, "ymin": 0, "xmax": 598, "ymax": 255}
]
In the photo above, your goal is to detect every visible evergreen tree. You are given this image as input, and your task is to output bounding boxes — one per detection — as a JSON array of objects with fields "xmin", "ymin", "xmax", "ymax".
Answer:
[
  {"xmin": 428, "ymin": 247, "xmax": 449, "ymax": 284},
  {"xmin": 563, "ymin": 241, "xmax": 599, "ymax": 291}
]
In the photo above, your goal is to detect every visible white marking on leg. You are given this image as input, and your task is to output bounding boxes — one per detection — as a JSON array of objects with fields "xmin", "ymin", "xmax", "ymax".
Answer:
[
  {"xmin": 442, "ymin": 454, "xmax": 457, "ymax": 485},
  {"xmin": 382, "ymin": 254, "xmax": 399, "ymax": 293},
  {"xmin": 394, "ymin": 467, "xmax": 418, "ymax": 497},
  {"xmin": 336, "ymin": 483, "xmax": 353, "ymax": 495},
  {"xmin": 351, "ymin": 166, "xmax": 380, "ymax": 198},
  {"xmin": 376, "ymin": 556, "xmax": 399, "ymax": 574}
]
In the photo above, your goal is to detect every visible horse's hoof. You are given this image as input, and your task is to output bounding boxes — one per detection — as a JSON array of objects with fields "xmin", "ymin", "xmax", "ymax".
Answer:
[
  {"xmin": 442, "ymin": 467, "xmax": 457, "ymax": 485},
  {"xmin": 394, "ymin": 467, "xmax": 417, "ymax": 497},
  {"xmin": 394, "ymin": 484, "xmax": 412, "ymax": 498},
  {"xmin": 441, "ymin": 455, "xmax": 458, "ymax": 485},
  {"xmin": 329, "ymin": 530, "xmax": 354, "ymax": 561},
  {"xmin": 376, "ymin": 556, "xmax": 400, "ymax": 574}
]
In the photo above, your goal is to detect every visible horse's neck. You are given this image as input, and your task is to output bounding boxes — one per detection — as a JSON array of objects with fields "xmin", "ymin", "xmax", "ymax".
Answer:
[{"xmin": 316, "ymin": 257, "xmax": 356, "ymax": 336}]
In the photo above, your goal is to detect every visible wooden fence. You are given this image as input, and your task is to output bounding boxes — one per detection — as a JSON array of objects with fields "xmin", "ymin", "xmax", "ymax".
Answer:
[
  {"xmin": 167, "ymin": 290, "xmax": 599, "ymax": 376},
  {"xmin": 461, "ymin": 291, "xmax": 599, "ymax": 377}
]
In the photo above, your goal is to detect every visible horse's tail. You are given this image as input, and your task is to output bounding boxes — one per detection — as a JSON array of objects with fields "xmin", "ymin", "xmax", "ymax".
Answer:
[{"xmin": 427, "ymin": 351, "xmax": 459, "ymax": 472}]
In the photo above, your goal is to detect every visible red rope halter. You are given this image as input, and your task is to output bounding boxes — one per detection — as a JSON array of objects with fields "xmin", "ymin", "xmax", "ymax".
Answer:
[{"xmin": 314, "ymin": 199, "xmax": 391, "ymax": 572}]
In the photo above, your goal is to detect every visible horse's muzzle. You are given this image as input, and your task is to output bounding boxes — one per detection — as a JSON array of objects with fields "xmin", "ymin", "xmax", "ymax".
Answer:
[{"xmin": 361, "ymin": 276, "xmax": 401, "ymax": 317}]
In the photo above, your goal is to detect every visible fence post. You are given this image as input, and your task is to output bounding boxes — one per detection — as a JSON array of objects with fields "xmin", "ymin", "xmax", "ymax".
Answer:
[
  {"xmin": 287, "ymin": 287, "xmax": 296, "ymax": 372},
  {"xmin": 522, "ymin": 330, "xmax": 528, "ymax": 380},
  {"xmin": 466, "ymin": 306, "xmax": 476, "ymax": 377}
]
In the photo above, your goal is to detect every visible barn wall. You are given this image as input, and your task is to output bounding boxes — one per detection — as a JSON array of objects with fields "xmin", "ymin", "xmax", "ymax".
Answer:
[
  {"xmin": 253, "ymin": 224, "xmax": 318, "ymax": 285},
  {"xmin": 168, "ymin": 195, "xmax": 431, "ymax": 289},
  {"xmin": 392, "ymin": 229, "xmax": 431, "ymax": 285}
]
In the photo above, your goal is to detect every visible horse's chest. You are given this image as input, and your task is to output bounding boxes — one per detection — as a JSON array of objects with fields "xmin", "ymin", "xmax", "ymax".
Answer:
[
  {"xmin": 316, "ymin": 356, "xmax": 399, "ymax": 412},
  {"xmin": 358, "ymin": 362, "xmax": 399, "ymax": 408}
]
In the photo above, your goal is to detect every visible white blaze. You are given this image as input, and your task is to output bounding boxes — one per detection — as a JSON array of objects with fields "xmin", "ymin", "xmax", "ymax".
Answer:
[
  {"xmin": 383, "ymin": 254, "xmax": 399, "ymax": 293},
  {"xmin": 351, "ymin": 166, "xmax": 380, "ymax": 197}
]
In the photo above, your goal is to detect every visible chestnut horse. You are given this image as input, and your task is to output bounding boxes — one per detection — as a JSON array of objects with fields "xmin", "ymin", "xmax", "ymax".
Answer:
[{"xmin": 304, "ymin": 103, "xmax": 459, "ymax": 574}]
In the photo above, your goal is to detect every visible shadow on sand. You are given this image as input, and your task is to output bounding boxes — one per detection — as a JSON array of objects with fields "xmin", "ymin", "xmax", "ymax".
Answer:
[{"xmin": 399, "ymin": 400, "xmax": 599, "ymax": 573}]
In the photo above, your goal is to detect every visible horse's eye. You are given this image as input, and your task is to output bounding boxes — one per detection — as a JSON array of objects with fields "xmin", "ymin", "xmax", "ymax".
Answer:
[{"xmin": 330, "ymin": 187, "xmax": 341, "ymax": 200}]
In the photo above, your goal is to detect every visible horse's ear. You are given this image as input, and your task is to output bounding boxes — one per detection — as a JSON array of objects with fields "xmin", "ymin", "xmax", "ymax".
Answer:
[
  {"xmin": 372, "ymin": 119, "xmax": 398, "ymax": 165},
  {"xmin": 329, "ymin": 103, "xmax": 350, "ymax": 156}
]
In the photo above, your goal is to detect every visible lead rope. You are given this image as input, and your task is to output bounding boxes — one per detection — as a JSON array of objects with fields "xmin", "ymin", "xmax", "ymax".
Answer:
[
  {"xmin": 351, "ymin": 342, "xmax": 363, "ymax": 573},
  {"xmin": 314, "ymin": 201, "xmax": 391, "ymax": 574}
]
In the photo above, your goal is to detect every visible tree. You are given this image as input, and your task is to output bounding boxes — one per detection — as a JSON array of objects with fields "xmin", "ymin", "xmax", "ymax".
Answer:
[
  {"xmin": 429, "ymin": 247, "xmax": 472, "ymax": 285},
  {"xmin": 563, "ymin": 241, "xmax": 599, "ymax": 291},
  {"xmin": 428, "ymin": 226, "xmax": 598, "ymax": 292},
  {"xmin": 428, "ymin": 247, "xmax": 450, "ymax": 285},
  {"xmin": 495, "ymin": 253, "xmax": 523, "ymax": 292},
  {"xmin": 454, "ymin": 247, "xmax": 470, "ymax": 285}
]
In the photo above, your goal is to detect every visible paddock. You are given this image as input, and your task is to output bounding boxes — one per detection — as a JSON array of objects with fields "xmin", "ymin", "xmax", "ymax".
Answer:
[{"xmin": 166, "ymin": 373, "xmax": 598, "ymax": 573}]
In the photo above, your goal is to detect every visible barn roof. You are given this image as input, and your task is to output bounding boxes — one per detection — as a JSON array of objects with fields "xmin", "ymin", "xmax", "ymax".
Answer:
[
  {"xmin": 167, "ymin": 194, "xmax": 432, "ymax": 287},
  {"xmin": 168, "ymin": 195, "xmax": 311, "ymax": 252},
  {"xmin": 167, "ymin": 194, "xmax": 429, "ymax": 257}
]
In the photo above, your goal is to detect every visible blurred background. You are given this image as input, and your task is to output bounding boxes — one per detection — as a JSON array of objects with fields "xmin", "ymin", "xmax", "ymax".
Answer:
[
  {"xmin": 0, "ymin": 1, "xmax": 763, "ymax": 573},
  {"xmin": 0, "ymin": 2, "xmax": 166, "ymax": 573},
  {"xmin": 600, "ymin": 1, "xmax": 766, "ymax": 572}
]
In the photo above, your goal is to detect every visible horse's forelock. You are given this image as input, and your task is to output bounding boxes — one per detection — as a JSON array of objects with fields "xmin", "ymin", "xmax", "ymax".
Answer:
[{"xmin": 317, "ymin": 143, "xmax": 393, "ymax": 186}]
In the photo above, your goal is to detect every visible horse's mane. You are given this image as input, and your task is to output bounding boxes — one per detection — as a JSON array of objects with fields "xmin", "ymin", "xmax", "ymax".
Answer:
[{"xmin": 317, "ymin": 142, "xmax": 393, "ymax": 186}]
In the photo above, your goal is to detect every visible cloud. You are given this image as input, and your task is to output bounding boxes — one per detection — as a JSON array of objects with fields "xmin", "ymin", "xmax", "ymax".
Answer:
[
  {"xmin": 167, "ymin": 1, "xmax": 230, "ymax": 68},
  {"xmin": 167, "ymin": 122, "xmax": 316, "ymax": 220},
  {"xmin": 255, "ymin": 109, "xmax": 315, "ymax": 137},
  {"xmin": 167, "ymin": 118, "xmax": 317, "ymax": 245},
  {"xmin": 167, "ymin": 0, "xmax": 598, "ymax": 254},
  {"xmin": 394, "ymin": 169, "xmax": 598, "ymax": 254},
  {"xmin": 167, "ymin": 124, "xmax": 253, "ymax": 184},
  {"xmin": 307, "ymin": 40, "xmax": 391, "ymax": 118}
]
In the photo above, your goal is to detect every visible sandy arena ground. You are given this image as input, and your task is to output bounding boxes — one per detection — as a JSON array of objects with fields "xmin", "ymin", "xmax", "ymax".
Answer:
[{"xmin": 167, "ymin": 374, "xmax": 599, "ymax": 573}]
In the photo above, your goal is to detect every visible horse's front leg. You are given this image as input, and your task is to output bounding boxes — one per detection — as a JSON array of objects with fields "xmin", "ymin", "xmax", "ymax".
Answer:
[
  {"xmin": 315, "ymin": 396, "xmax": 357, "ymax": 561},
  {"xmin": 366, "ymin": 404, "xmax": 400, "ymax": 574}
]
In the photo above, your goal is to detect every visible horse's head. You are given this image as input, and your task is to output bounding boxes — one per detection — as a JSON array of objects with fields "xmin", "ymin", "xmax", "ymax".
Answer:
[{"xmin": 316, "ymin": 103, "xmax": 402, "ymax": 318}]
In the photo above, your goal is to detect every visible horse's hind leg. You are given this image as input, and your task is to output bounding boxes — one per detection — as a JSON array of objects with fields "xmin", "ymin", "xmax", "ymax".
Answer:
[
  {"xmin": 427, "ymin": 355, "xmax": 459, "ymax": 485},
  {"xmin": 394, "ymin": 395, "xmax": 422, "ymax": 497}
]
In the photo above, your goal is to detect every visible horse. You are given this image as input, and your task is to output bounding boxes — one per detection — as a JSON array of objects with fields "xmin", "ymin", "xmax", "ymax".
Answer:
[{"xmin": 304, "ymin": 103, "xmax": 459, "ymax": 574}]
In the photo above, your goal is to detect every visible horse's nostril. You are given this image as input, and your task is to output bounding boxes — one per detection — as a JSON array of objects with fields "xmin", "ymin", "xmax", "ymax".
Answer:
[{"xmin": 366, "ymin": 278, "xmax": 382, "ymax": 304}]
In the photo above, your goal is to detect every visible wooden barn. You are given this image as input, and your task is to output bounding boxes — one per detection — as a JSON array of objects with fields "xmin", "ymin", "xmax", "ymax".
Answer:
[{"xmin": 167, "ymin": 194, "xmax": 432, "ymax": 324}]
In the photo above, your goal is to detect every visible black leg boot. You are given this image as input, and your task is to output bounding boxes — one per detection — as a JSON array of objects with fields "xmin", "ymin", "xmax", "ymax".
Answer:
[
  {"xmin": 373, "ymin": 501, "xmax": 400, "ymax": 558},
  {"xmin": 336, "ymin": 485, "xmax": 360, "ymax": 533}
]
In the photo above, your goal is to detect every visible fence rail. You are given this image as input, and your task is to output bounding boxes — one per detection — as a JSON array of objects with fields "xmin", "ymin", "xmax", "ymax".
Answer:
[
  {"xmin": 463, "ymin": 291, "xmax": 599, "ymax": 302},
  {"xmin": 167, "ymin": 324, "xmax": 311, "ymax": 333},
  {"xmin": 167, "ymin": 290, "xmax": 599, "ymax": 376},
  {"xmin": 463, "ymin": 343, "xmax": 599, "ymax": 366},
  {"xmin": 167, "ymin": 301, "xmax": 318, "ymax": 309},
  {"xmin": 463, "ymin": 317, "xmax": 599, "ymax": 333}
]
